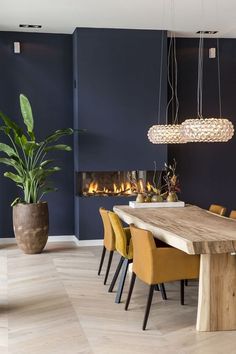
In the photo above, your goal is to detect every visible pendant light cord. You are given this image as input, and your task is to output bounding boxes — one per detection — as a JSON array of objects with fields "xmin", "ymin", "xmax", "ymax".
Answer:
[
  {"xmin": 165, "ymin": 34, "xmax": 179, "ymax": 124},
  {"xmin": 157, "ymin": 30, "xmax": 164, "ymax": 124},
  {"xmin": 173, "ymin": 36, "xmax": 179, "ymax": 123},
  {"xmin": 166, "ymin": 34, "xmax": 174, "ymax": 124},
  {"xmin": 197, "ymin": 0, "xmax": 204, "ymax": 119},
  {"xmin": 197, "ymin": 33, "xmax": 204, "ymax": 118},
  {"xmin": 217, "ymin": 38, "xmax": 222, "ymax": 118},
  {"xmin": 165, "ymin": 0, "xmax": 179, "ymax": 125},
  {"xmin": 216, "ymin": 0, "xmax": 222, "ymax": 118}
]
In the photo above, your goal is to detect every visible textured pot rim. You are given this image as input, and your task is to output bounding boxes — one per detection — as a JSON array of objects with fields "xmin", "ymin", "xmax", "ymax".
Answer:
[{"xmin": 13, "ymin": 201, "xmax": 48, "ymax": 208}]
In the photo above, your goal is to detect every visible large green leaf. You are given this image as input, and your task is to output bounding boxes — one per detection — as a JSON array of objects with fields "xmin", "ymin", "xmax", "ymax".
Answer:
[
  {"xmin": 28, "ymin": 131, "xmax": 35, "ymax": 141},
  {"xmin": 0, "ymin": 157, "xmax": 22, "ymax": 172},
  {"xmin": 0, "ymin": 111, "xmax": 22, "ymax": 136},
  {"xmin": 45, "ymin": 128, "xmax": 73, "ymax": 143},
  {"xmin": 11, "ymin": 197, "xmax": 23, "ymax": 207},
  {"xmin": 15, "ymin": 134, "xmax": 28, "ymax": 148},
  {"xmin": 40, "ymin": 159, "xmax": 54, "ymax": 167},
  {"xmin": 38, "ymin": 187, "xmax": 58, "ymax": 201},
  {"xmin": 0, "ymin": 143, "xmax": 18, "ymax": 157},
  {"xmin": 14, "ymin": 134, "xmax": 39, "ymax": 156},
  {"xmin": 43, "ymin": 167, "xmax": 61, "ymax": 176},
  {"xmin": 35, "ymin": 167, "xmax": 61, "ymax": 182},
  {"xmin": 24, "ymin": 141, "xmax": 39, "ymax": 156},
  {"xmin": 28, "ymin": 167, "xmax": 44, "ymax": 180},
  {"xmin": 0, "ymin": 126, "xmax": 11, "ymax": 135},
  {"xmin": 41, "ymin": 187, "xmax": 58, "ymax": 193},
  {"xmin": 28, "ymin": 166, "xmax": 60, "ymax": 181},
  {"xmin": 4, "ymin": 172, "xmax": 23, "ymax": 183},
  {"xmin": 44, "ymin": 144, "xmax": 72, "ymax": 152},
  {"xmin": 19, "ymin": 94, "xmax": 34, "ymax": 133}
]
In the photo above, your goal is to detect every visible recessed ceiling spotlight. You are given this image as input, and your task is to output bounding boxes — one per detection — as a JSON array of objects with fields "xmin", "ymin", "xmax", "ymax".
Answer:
[
  {"xmin": 196, "ymin": 30, "xmax": 218, "ymax": 34},
  {"xmin": 19, "ymin": 24, "xmax": 42, "ymax": 29}
]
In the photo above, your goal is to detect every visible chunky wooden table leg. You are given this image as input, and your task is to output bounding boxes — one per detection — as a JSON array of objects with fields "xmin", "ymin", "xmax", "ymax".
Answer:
[{"xmin": 197, "ymin": 253, "xmax": 236, "ymax": 331}]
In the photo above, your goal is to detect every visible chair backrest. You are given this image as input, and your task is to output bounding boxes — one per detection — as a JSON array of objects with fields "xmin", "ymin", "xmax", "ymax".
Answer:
[
  {"xmin": 229, "ymin": 210, "xmax": 236, "ymax": 220},
  {"xmin": 130, "ymin": 224, "xmax": 200, "ymax": 285},
  {"xmin": 209, "ymin": 204, "xmax": 227, "ymax": 216},
  {"xmin": 108, "ymin": 212, "xmax": 129, "ymax": 258},
  {"xmin": 99, "ymin": 208, "xmax": 115, "ymax": 251},
  {"xmin": 130, "ymin": 224, "xmax": 156, "ymax": 283}
]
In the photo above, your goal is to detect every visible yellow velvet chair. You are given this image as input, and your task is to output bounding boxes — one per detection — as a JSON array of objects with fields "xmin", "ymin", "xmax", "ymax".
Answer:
[
  {"xmin": 107, "ymin": 211, "xmax": 133, "ymax": 303},
  {"xmin": 229, "ymin": 210, "xmax": 236, "ymax": 219},
  {"xmin": 108, "ymin": 212, "xmax": 167, "ymax": 303},
  {"xmin": 98, "ymin": 208, "xmax": 116, "ymax": 285},
  {"xmin": 125, "ymin": 225, "xmax": 200, "ymax": 330},
  {"xmin": 209, "ymin": 204, "xmax": 227, "ymax": 216}
]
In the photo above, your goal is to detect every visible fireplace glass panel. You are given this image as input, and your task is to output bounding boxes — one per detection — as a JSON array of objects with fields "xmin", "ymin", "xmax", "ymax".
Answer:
[{"xmin": 77, "ymin": 170, "xmax": 162, "ymax": 197}]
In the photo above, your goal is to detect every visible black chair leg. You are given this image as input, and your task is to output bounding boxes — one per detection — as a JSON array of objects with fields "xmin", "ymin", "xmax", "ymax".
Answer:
[
  {"xmin": 125, "ymin": 272, "xmax": 136, "ymax": 310},
  {"xmin": 108, "ymin": 256, "xmax": 124, "ymax": 292},
  {"xmin": 185, "ymin": 279, "xmax": 188, "ymax": 286},
  {"xmin": 98, "ymin": 246, "xmax": 106, "ymax": 275},
  {"xmin": 180, "ymin": 280, "xmax": 185, "ymax": 305},
  {"xmin": 160, "ymin": 283, "xmax": 167, "ymax": 300},
  {"xmin": 104, "ymin": 251, "xmax": 114, "ymax": 285},
  {"xmin": 154, "ymin": 284, "xmax": 160, "ymax": 291},
  {"xmin": 143, "ymin": 285, "xmax": 155, "ymax": 330},
  {"xmin": 115, "ymin": 258, "xmax": 130, "ymax": 304}
]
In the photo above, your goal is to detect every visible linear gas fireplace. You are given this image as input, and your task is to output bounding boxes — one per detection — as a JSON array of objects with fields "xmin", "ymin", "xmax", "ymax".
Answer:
[{"xmin": 77, "ymin": 170, "xmax": 161, "ymax": 197}]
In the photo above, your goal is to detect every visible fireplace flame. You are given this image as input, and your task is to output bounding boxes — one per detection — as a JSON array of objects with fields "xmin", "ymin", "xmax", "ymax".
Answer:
[
  {"xmin": 125, "ymin": 182, "xmax": 132, "ymax": 194},
  {"xmin": 88, "ymin": 182, "xmax": 98, "ymax": 193},
  {"xmin": 113, "ymin": 183, "xmax": 119, "ymax": 193},
  {"xmin": 85, "ymin": 179, "xmax": 153, "ymax": 196}
]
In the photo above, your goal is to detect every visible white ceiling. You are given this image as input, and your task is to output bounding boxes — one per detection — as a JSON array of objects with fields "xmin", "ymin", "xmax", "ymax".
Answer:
[{"xmin": 1, "ymin": 0, "xmax": 236, "ymax": 37}]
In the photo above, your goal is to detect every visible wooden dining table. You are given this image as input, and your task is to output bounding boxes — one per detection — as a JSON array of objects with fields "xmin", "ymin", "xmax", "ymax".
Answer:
[{"xmin": 113, "ymin": 204, "xmax": 236, "ymax": 332}]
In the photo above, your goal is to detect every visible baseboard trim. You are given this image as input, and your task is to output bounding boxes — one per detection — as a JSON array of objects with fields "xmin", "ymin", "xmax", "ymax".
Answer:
[
  {"xmin": 0, "ymin": 238, "xmax": 16, "ymax": 244},
  {"xmin": 0, "ymin": 235, "xmax": 103, "ymax": 247},
  {"xmin": 49, "ymin": 236, "xmax": 103, "ymax": 246},
  {"xmin": 74, "ymin": 239, "xmax": 103, "ymax": 247},
  {"xmin": 48, "ymin": 235, "xmax": 77, "ymax": 243}
]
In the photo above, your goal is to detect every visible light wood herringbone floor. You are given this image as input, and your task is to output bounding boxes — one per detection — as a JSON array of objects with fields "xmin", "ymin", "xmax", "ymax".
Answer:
[{"xmin": 1, "ymin": 241, "xmax": 236, "ymax": 354}]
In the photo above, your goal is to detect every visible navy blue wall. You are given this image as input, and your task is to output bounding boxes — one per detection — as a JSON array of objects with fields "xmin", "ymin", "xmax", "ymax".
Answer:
[
  {"xmin": 4, "ymin": 32, "xmax": 235, "ymax": 239},
  {"xmin": 73, "ymin": 28, "xmax": 167, "ymax": 239},
  {"xmin": 169, "ymin": 38, "xmax": 236, "ymax": 214},
  {"xmin": 0, "ymin": 31, "xmax": 74, "ymax": 237},
  {"xmin": 74, "ymin": 28, "xmax": 167, "ymax": 171}
]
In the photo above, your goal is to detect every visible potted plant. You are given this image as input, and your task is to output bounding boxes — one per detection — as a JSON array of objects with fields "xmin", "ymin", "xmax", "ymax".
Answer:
[
  {"xmin": 0, "ymin": 94, "xmax": 73, "ymax": 254},
  {"xmin": 163, "ymin": 159, "xmax": 180, "ymax": 202}
]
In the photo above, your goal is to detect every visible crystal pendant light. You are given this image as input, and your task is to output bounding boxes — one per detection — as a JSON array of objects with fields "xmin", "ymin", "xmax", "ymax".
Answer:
[
  {"xmin": 181, "ymin": 34, "xmax": 234, "ymax": 143},
  {"xmin": 148, "ymin": 27, "xmax": 187, "ymax": 144},
  {"xmin": 148, "ymin": 124, "xmax": 185, "ymax": 144},
  {"xmin": 181, "ymin": 118, "xmax": 234, "ymax": 142}
]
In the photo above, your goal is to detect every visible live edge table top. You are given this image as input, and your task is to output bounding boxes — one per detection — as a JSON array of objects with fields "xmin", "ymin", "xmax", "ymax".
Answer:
[{"xmin": 113, "ymin": 205, "xmax": 236, "ymax": 255}]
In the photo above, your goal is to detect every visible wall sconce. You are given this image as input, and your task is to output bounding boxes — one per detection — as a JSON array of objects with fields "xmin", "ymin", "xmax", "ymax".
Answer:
[{"xmin": 14, "ymin": 42, "xmax": 21, "ymax": 54}]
